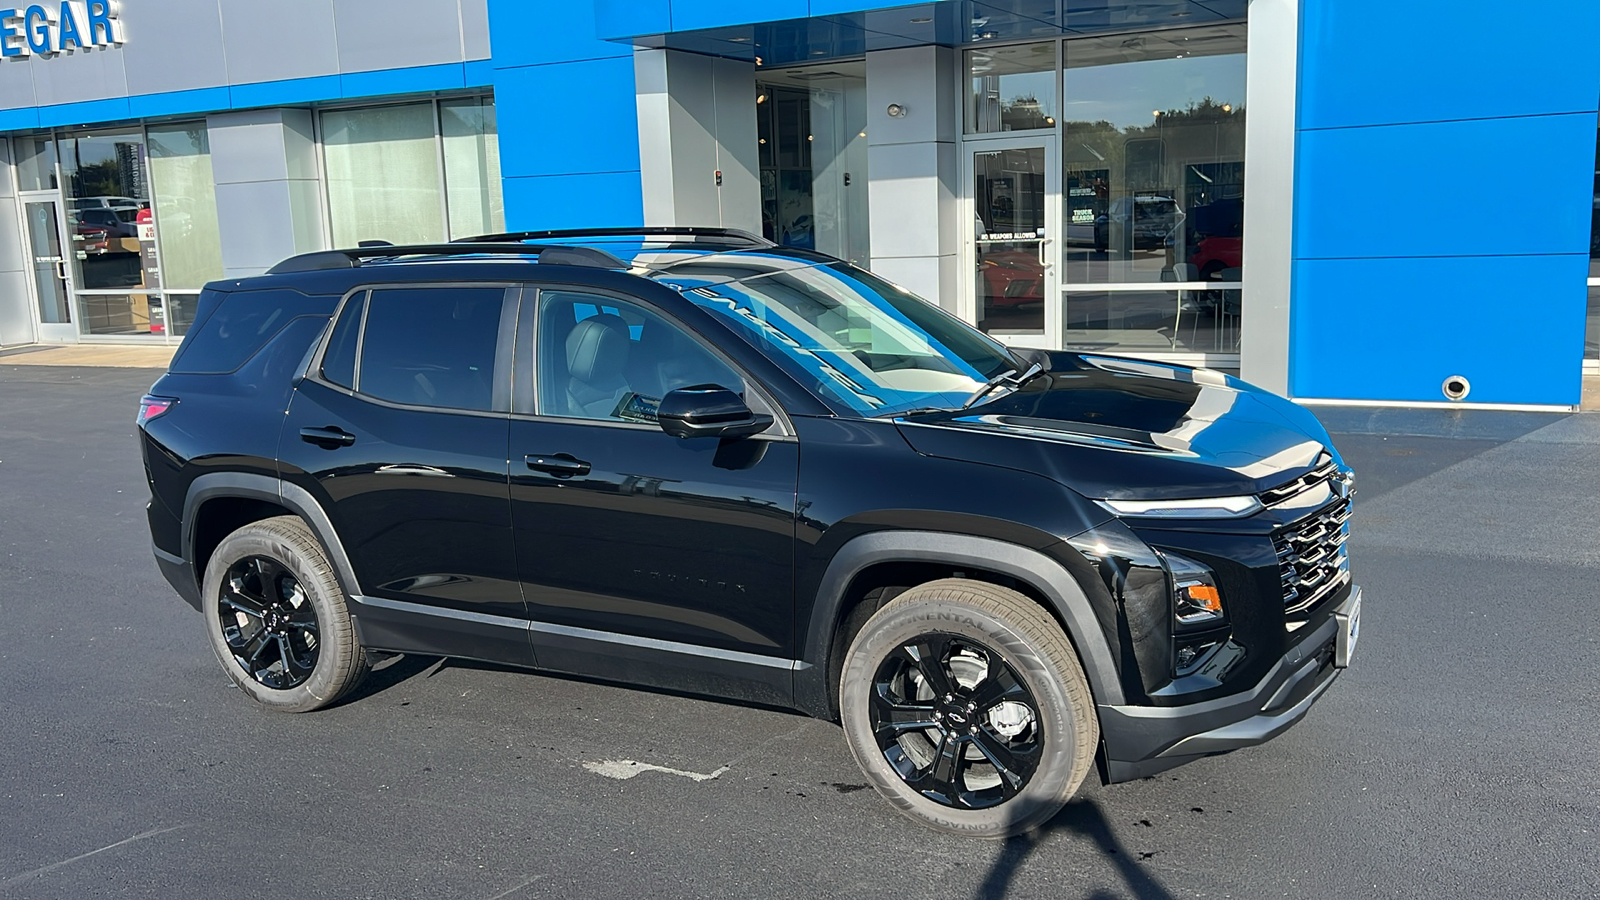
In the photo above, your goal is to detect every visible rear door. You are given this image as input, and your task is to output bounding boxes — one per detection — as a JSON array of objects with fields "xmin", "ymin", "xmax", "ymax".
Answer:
[
  {"xmin": 505, "ymin": 285, "xmax": 800, "ymax": 704},
  {"xmin": 280, "ymin": 283, "xmax": 530, "ymax": 665}
]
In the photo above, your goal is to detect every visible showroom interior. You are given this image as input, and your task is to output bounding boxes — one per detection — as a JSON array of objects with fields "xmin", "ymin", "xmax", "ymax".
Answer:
[{"xmin": 1, "ymin": 1, "xmax": 1597, "ymax": 408}]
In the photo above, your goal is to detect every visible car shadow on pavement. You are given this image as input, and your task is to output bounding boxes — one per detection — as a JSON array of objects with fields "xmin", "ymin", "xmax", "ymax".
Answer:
[
  {"xmin": 974, "ymin": 797, "xmax": 1175, "ymax": 900},
  {"xmin": 335, "ymin": 652, "xmax": 443, "ymax": 706}
]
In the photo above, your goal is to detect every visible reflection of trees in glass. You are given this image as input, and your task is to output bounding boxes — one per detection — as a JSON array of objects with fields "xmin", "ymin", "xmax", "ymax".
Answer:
[
  {"xmin": 1063, "ymin": 99, "xmax": 1244, "ymax": 203},
  {"xmin": 1000, "ymin": 94, "xmax": 1054, "ymax": 130},
  {"xmin": 75, "ymin": 160, "xmax": 122, "ymax": 198}
]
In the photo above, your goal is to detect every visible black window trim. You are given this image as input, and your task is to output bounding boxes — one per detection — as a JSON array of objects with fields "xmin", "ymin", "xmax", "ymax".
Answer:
[
  {"xmin": 305, "ymin": 281, "xmax": 521, "ymax": 419},
  {"xmin": 512, "ymin": 281, "xmax": 795, "ymax": 439}
]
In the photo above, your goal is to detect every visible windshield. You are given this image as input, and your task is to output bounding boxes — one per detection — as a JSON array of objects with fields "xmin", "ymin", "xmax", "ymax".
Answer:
[{"xmin": 681, "ymin": 262, "xmax": 1019, "ymax": 416}]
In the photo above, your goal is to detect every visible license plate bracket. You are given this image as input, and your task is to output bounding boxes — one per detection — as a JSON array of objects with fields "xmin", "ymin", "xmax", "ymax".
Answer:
[{"xmin": 1334, "ymin": 587, "xmax": 1362, "ymax": 668}]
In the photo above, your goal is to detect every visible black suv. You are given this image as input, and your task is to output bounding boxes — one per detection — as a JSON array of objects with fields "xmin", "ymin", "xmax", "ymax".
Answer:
[{"xmin": 140, "ymin": 227, "xmax": 1361, "ymax": 838}]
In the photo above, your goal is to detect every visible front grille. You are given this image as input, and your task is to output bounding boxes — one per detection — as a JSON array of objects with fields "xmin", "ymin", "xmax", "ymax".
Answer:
[
  {"xmin": 1274, "ymin": 497, "xmax": 1351, "ymax": 618},
  {"xmin": 1260, "ymin": 455, "xmax": 1336, "ymax": 507}
]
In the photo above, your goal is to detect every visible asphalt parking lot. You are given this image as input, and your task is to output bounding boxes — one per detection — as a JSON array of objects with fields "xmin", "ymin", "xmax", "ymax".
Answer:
[{"xmin": 2, "ymin": 364, "xmax": 1596, "ymax": 899}]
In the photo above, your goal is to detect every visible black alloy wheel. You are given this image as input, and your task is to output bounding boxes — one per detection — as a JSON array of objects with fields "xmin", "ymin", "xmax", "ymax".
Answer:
[
  {"xmin": 870, "ymin": 634, "xmax": 1042, "ymax": 809},
  {"xmin": 202, "ymin": 516, "xmax": 368, "ymax": 712},
  {"xmin": 218, "ymin": 555, "xmax": 321, "ymax": 690},
  {"xmin": 839, "ymin": 578, "xmax": 1097, "ymax": 837}
]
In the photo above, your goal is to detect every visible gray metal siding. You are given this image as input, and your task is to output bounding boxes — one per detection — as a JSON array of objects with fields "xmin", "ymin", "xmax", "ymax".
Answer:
[
  {"xmin": 218, "ymin": 0, "xmax": 341, "ymax": 86},
  {"xmin": 121, "ymin": 1, "xmax": 228, "ymax": 96},
  {"xmin": 0, "ymin": 1, "xmax": 492, "ymax": 115},
  {"xmin": 334, "ymin": 0, "xmax": 469, "ymax": 72}
]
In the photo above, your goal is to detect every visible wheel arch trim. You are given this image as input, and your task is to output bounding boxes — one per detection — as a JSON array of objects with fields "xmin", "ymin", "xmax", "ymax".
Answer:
[
  {"xmin": 797, "ymin": 531, "xmax": 1126, "ymax": 715},
  {"xmin": 181, "ymin": 472, "xmax": 362, "ymax": 605}
]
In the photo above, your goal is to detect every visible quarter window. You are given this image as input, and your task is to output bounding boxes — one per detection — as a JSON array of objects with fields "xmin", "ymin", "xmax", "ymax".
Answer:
[
  {"xmin": 534, "ymin": 291, "xmax": 742, "ymax": 422},
  {"xmin": 356, "ymin": 287, "xmax": 504, "ymax": 411},
  {"xmin": 320, "ymin": 291, "xmax": 366, "ymax": 390}
]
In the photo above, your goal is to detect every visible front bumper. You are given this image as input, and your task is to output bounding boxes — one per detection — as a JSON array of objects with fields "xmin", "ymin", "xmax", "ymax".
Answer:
[{"xmin": 1099, "ymin": 586, "xmax": 1361, "ymax": 783}]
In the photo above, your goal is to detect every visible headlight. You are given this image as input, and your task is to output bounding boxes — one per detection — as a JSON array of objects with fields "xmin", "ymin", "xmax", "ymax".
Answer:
[
  {"xmin": 1098, "ymin": 495, "xmax": 1262, "ymax": 519},
  {"xmin": 1161, "ymin": 550, "xmax": 1225, "ymax": 629}
]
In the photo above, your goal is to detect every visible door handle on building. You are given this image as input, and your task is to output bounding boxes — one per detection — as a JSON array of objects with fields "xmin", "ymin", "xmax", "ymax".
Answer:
[{"xmin": 1037, "ymin": 236, "xmax": 1053, "ymax": 269}]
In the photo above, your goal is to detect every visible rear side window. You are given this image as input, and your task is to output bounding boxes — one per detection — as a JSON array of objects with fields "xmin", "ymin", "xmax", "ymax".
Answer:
[
  {"xmin": 356, "ymin": 287, "xmax": 504, "ymax": 411},
  {"xmin": 170, "ymin": 289, "xmax": 329, "ymax": 374},
  {"xmin": 320, "ymin": 292, "xmax": 366, "ymax": 389}
]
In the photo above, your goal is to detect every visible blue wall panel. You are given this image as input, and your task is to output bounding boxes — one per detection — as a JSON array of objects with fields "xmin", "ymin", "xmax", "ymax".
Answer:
[
  {"xmin": 1292, "ymin": 0, "xmax": 1600, "ymax": 407},
  {"xmin": 1292, "ymin": 255, "xmax": 1588, "ymax": 406},
  {"xmin": 127, "ymin": 87, "xmax": 233, "ymax": 120},
  {"xmin": 502, "ymin": 172, "xmax": 644, "ymax": 230},
  {"xmin": 491, "ymin": 0, "xmax": 632, "ymax": 67},
  {"xmin": 228, "ymin": 75, "xmax": 344, "ymax": 111},
  {"xmin": 669, "ymin": 0, "xmax": 809, "ymax": 32},
  {"xmin": 488, "ymin": 0, "xmax": 643, "ymax": 227},
  {"xmin": 492, "ymin": 56, "xmax": 642, "ymax": 179},
  {"xmin": 340, "ymin": 63, "xmax": 466, "ymax": 100},
  {"xmin": 595, "ymin": 0, "xmax": 672, "ymax": 38},
  {"xmin": 0, "ymin": 107, "xmax": 41, "ymax": 131},
  {"xmin": 1296, "ymin": 113, "xmax": 1597, "ymax": 260},
  {"xmin": 37, "ymin": 97, "xmax": 131, "ymax": 128},
  {"xmin": 1301, "ymin": 0, "xmax": 1600, "ymax": 129}
]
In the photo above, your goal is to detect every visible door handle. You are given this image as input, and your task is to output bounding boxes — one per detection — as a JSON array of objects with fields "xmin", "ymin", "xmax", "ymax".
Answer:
[
  {"xmin": 300, "ymin": 426, "xmax": 356, "ymax": 448},
  {"xmin": 525, "ymin": 453, "xmax": 591, "ymax": 477},
  {"xmin": 375, "ymin": 464, "xmax": 452, "ymax": 477},
  {"xmin": 1037, "ymin": 236, "xmax": 1053, "ymax": 269}
]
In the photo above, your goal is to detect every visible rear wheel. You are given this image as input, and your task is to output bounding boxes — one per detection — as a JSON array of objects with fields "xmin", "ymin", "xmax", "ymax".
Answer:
[
  {"xmin": 201, "ymin": 516, "xmax": 368, "ymax": 712},
  {"xmin": 839, "ymin": 578, "xmax": 1098, "ymax": 837}
]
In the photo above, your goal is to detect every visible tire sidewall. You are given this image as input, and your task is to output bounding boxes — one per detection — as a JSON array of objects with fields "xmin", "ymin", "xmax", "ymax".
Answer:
[
  {"xmin": 840, "ymin": 598, "xmax": 1087, "ymax": 838},
  {"xmin": 201, "ymin": 525, "xmax": 351, "ymax": 712}
]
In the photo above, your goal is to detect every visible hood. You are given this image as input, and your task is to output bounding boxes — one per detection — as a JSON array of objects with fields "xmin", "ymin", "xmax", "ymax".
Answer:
[{"xmin": 894, "ymin": 354, "xmax": 1336, "ymax": 501}]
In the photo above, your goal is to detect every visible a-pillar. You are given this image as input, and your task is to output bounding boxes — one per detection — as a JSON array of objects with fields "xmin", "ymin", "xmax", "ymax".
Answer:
[{"xmin": 865, "ymin": 46, "xmax": 960, "ymax": 311}]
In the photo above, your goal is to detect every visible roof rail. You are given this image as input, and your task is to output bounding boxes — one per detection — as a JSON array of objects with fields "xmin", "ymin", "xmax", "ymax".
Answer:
[
  {"xmin": 453, "ymin": 226, "xmax": 776, "ymax": 249},
  {"xmin": 264, "ymin": 243, "xmax": 628, "ymax": 275}
]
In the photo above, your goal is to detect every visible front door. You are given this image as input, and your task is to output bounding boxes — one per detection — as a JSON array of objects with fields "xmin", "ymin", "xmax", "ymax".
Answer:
[
  {"xmin": 965, "ymin": 138, "xmax": 1060, "ymax": 350},
  {"xmin": 507, "ymin": 287, "xmax": 799, "ymax": 701},
  {"xmin": 21, "ymin": 197, "xmax": 76, "ymax": 343}
]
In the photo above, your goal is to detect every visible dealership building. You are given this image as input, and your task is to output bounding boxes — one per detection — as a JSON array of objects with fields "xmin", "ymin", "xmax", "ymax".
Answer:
[{"xmin": 1, "ymin": 0, "xmax": 1596, "ymax": 409}]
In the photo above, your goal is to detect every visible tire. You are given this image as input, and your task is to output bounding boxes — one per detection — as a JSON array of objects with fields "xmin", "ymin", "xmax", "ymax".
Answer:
[
  {"xmin": 839, "ymin": 578, "xmax": 1098, "ymax": 838},
  {"xmin": 201, "ymin": 515, "xmax": 369, "ymax": 712}
]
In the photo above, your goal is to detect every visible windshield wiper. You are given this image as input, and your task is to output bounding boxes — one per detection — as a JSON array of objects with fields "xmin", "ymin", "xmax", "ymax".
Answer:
[{"xmin": 961, "ymin": 362, "xmax": 1044, "ymax": 410}]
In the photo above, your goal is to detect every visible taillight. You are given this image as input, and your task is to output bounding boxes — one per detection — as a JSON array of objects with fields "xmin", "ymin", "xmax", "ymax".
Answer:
[{"xmin": 137, "ymin": 394, "xmax": 177, "ymax": 426}]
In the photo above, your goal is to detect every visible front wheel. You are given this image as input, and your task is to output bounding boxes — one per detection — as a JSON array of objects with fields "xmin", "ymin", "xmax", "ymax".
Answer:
[
  {"xmin": 201, "ymin": 516, "xmax": 368, "ymax": 712},
  {"xmin": 839, "ymin": 578, "xmax": 1098, "ymax": 838}
]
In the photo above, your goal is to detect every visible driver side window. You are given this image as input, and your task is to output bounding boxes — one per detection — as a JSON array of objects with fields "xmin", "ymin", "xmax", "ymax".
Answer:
[{"xmin": 535, "ymin": 291, "xmax": 744, "ymax": 423}]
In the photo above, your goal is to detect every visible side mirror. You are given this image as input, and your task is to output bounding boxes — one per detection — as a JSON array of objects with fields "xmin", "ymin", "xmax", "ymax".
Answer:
[{"xmin": 657, "ymin": 385, "xmax": 774, "ymax": 440}]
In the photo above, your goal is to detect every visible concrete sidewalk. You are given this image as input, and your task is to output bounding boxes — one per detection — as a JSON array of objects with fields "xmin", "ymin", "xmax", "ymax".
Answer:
[{"xmin": 0, "ymin": 343, "xmax": 177, "ymax": 369}]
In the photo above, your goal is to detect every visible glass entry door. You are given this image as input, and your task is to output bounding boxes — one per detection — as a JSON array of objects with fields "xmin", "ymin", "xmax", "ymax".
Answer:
[
  {"xmin": 967, "ymin": 138, "xmax": 1059, "ymax": 346},
  {"xmin": 22, "ymin": 197, "xmax": 75, "ymax": 342}
]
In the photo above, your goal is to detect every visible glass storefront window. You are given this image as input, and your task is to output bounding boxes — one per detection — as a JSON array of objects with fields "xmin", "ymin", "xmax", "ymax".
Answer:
[
  {"xmin": 441, "ymin": 97, "xmax": 505, "ymax": 238},
  {"xmin": 148, "ymin": 123, "xmax": 225, "ymax": 291},
  {"xmin": 757, "ymin": 64, "xmax": 870, "ymax": 266},
  {"xmin": 1588, "ymin": 122, "xmax": 1598, "ymax": 359},
  {"xmin": 1062, "ymin": 288, "xmax": 1240, "ymax": 353},
  {"xmin": 16, "ymin": 135, "xmax": 58, "ymax": 191},
  {"xmin": 1061, "ymin": 25, "xmax": 1246, "ymax": 287},
  {"xmin": 323, "ymin": 102, "xmax": 445, "ymax": 246},
  {"xmin": 58, "ymin": 128, "xmax": 162, "ymax": 336},
  {"xmin": 1587, "ymin": 286, "xmax": 1598, "ymax": 361},
  {"xmin": 973, "ymin": 146, "xmax": 1048, "ymax": 334},
  {"xmin": 967, "ymin": 43, "xmax": 1057, "ymax": 134}
]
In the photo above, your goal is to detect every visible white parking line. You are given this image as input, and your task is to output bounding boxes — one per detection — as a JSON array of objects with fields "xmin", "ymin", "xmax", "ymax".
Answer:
[{"xmin": 583, "ymin": 759, "xmax": 730, "ymax": 783}]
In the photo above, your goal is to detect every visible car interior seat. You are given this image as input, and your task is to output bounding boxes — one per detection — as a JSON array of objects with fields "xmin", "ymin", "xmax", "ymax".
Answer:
[{"xmin": 562, "ymin": 312, "xmax": 633, "ymax": 418}]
